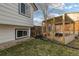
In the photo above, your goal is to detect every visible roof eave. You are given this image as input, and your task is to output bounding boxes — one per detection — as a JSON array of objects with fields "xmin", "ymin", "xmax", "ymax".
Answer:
[{"xmin": 30, "ymin": 3, "xmax": 38, "ymax": 11}]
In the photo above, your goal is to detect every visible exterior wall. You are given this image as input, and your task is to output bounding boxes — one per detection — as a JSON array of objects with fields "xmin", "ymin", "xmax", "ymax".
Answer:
[
  {"xmin": 0, "ymin": 25, "xmax": 15, "ymax": 43},
  {"xmin": 0, "ymin": 25, "xmax": 31, "ymax": 44},
  {"xmin": 0, "ymin": 3, "xmax": 33, "ymax": 43},
  {"xmin": 0, "ymin": 3, "xmax": 33, "ymax": 26}
]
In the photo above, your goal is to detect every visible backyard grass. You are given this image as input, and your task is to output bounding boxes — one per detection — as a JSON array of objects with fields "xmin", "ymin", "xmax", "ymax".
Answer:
[
  {"xmin": 0, "ymin": 39, "xmax": 79, "ymax": 56},
  {"xmin": 68, "ymin": 39, "xmax": 79, "ymax": 48}
]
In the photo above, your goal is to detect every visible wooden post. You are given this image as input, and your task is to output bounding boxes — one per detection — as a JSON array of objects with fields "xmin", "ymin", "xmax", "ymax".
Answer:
[
  {"xmin": 72, "ymin": 22, "xmax": 75, "ymax": 34},
  {"xmin": 28, "ymin": 28, "xmax": 31, "ymax": 37},
  {"xmin": 62, "ymin": 14, "xmax": 65, "ymax": 43},
  {"xmin": 70, "ymin": 19, "xmax": 72, "ymax": 34},
  {"xmin": 53, "ymin": 17, "xmax": 55, "ymax": 40},
  {"xmin": 42, "ymin": 22, "xmax": 44, "ymax": 35}
]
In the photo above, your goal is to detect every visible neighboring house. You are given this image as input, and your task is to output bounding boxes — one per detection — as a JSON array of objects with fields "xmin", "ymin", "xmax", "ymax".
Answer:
[
  {"xmin": 42, "ymin": 12, "xmax": 79, "ymax": 44},
  {"xmin": 0, "ymin": 3, "xmax": 37, "ymax": 44}
]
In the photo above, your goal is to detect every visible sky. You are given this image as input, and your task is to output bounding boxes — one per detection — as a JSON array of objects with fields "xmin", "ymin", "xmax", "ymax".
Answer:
[
  {"xmin": 33, "ymin": 10, "xmax": 44, "ymax": 26},
  {"xmin": 33, "ymin": 3, "xmax": 79, "ymax": 26}
]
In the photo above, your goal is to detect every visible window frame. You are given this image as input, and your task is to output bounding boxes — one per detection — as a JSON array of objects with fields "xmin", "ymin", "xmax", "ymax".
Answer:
[
  {"xmin": 18, "ymin": 3, "xmax": 31, "ymax": 18},
  {"xmin": 20, "ymin": 3, "xmax": 26, "ymax": 15},
  {"xmin": 15, "ymin": 29, "xmax": 28, "ymax": 39}
]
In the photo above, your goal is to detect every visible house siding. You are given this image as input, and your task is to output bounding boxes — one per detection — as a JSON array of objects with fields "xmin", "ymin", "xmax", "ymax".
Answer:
[
  {"xmin": 0, "ymin": 25, "xmax": 15, "ymax": 43},
  {"xmin": 0, "ymin": 3, "xmax": 34, "ymax": 44},
  {"xmin": 0, "ymin": 25, "xmax": 31, "ymax": 44},
  {"xmin": 0, "ymin": 3, "xmax": 33, "ymax": 26}
]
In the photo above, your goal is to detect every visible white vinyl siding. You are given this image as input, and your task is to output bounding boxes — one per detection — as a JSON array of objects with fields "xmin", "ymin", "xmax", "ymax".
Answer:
[
  {"xmin": 0, "ymin": 25, "xmax": 15, "ymax": 43},
  {"xmin": 0, "ymin": 3, "xmax": 33, "ymax": 26},
  {"xmin": 0, "ymin": 25, "xmax": 31, "ymax": 43}
]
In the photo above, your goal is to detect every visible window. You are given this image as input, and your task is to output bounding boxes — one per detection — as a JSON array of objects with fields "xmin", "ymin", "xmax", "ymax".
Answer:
[
  {"xmin": 18, "ymin": 3, "xmax": 31, "ymax": 17},
  {"xmin": 23, "ymin": 31, "xmax": 27, "ymax": 36},
  {"xmin": 16, "ymin": 29, "xmax": 28, "ymax": 39},
  {"xmin": 21, "ymin": 3, "xmax": 25, "ymax": 14}
]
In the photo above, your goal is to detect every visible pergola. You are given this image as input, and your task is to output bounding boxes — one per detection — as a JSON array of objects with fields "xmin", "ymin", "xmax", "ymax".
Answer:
[
  {"xmin": 42, "ymin": 13, "xmax": 75, "ymax": 44},
  {"xmin": 34, "ymin": 3, "xmax": 79, "ymax": 44}
]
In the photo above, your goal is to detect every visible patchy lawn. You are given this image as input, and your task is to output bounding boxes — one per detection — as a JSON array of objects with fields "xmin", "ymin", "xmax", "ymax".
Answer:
[
  {"xmin": 68, "ymin": 39, "xmax": 79, "ymax": 48},
  {"xmin": 0, "ymin": 39, "xmax": 79, "ymax": 56}
]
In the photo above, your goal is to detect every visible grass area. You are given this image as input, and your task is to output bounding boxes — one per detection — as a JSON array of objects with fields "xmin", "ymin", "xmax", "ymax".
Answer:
[
  {"xmin": 68, "ymin": 39, "xmax": 79, "ymax": 48},
  {"xmin": 0, "ymin": 39, "xmax": 79, "ymax": 56}
]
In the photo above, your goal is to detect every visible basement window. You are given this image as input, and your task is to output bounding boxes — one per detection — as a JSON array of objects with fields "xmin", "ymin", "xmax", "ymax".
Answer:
[
  {"xmin": 17, "ymin": 31, "xmax": 23, "ymax": 37},
  {"xmin": 16, "ymin": 29, "xmax": 28, "ymax": 39}
]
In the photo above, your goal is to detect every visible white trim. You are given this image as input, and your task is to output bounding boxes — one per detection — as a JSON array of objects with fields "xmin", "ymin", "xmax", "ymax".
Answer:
[
  {"xmin": 28, "ymin": 28, "xmax": 31, "ymax": 37},
  {"xmin": 19, "ymin": 3, "xmax": 31, "ymax": 18},
  {"xmin": 15, "ymin": 29, "xmax": 29, "ymax": 39}
]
